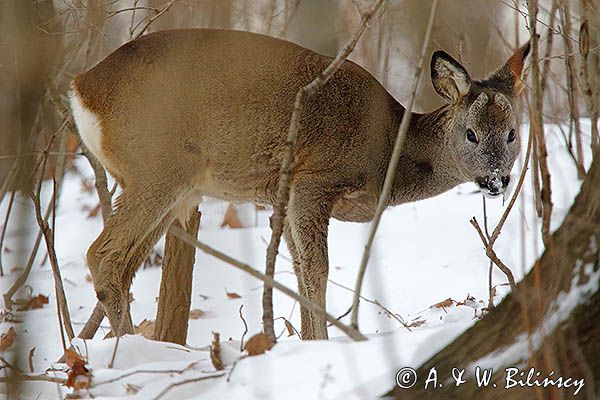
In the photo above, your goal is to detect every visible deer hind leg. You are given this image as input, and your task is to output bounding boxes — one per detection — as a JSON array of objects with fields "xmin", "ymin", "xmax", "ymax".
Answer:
[
  {"xmin": 87, "ymin": 185, "xmax": 181, "ymax": 335},
  {"xmin": 119, "ymin": 203, "xmax": 200, "ymax": 308},
  {"xmin": 287, "ymin": 180, "xmax": 335, "ymax": 340},
  {"xmin": 118, "ymin": 212, "xmax": 176, "ymax": 330}
]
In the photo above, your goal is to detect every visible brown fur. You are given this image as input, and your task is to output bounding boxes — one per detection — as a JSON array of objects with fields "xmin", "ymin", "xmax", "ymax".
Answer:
[{"xmin": 72, "ymin": 29, "xmax": 529, "ymax": 339}]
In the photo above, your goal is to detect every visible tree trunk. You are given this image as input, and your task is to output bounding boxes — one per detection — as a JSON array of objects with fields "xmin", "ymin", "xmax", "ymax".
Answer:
[
  {"xmin": 388, "ymin": 149, "xmax": 600, "ymax": 399},
  {"xmin": 154, "ymin": 210, "xmax": 201, "ymax": 345}
]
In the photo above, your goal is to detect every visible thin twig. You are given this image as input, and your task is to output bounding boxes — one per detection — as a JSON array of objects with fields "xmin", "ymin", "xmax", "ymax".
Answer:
[
  {"xmin": 0, "ymin": 373, "xmax": 65, "ymax": 385},
  {"xmin": 558, "ymin": 0, "xmax": 585, "ymax": 178},
  {"xmin": 0, "ymin": 190, "xmax": 16, "ymax": 276},
  {"xmin": 470, "ymin": 126, "xmax": 534, "ymax": 293},
  {"xmin": 470, "ymin": 218, "xmax": 518, "ymax": 292},
  {"xmin": 238, "ymin": 305, "xmax": 248, "ymax": 351},
  {"xmin": 30, "ymin": 180, "xmax": 75, "ymax": 342},
  {"xmin": 93, "ymin": 362, "xmax": 197, "ymax": 386},
  {"xmin": 80, "ymin": 144, "xmax": 112, "ymax": 223},
  {"xmin": 262, "ymin": 0, "xmax": 388, "ymax": 341},
  {"xmin": 151, "ymin": 373, "xmax": 225, "ymax": 400},
  {"xmin": 169, "ymin": 225, "xmax": 367, "ymax": 341},
  {"xmin": 527, "ymin": 0, "xmax": 553, "ymax": 247},
  {"xmin": 134, "ymin": 0, "xmax": 178, "ymax": 39},
  {"xmin": 77, "ymin": 302, "xmax": 105, "ymax": 340},
  {"xmin": 328, "ymin": 279, "xmax": 411, "ymax": 331},
  {"xmin": 350, "ymin": 0, "xmax": 439, "ymax": 331},
  {"xmin": 482, "ymin": 197, "xmax": 495, "ymax": 310},
  {"xmin": 578, "ymin": 0, "xmax": 600, "ymax": 146},
  {"xmin": 3, "ymin": 111, "xmax": 70, "ymax": 308}
]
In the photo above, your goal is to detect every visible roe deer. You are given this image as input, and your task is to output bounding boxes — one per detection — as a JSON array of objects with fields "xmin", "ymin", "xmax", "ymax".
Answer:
[{"xmin": 70, "ymin": 29, "xmax": 530, "ymax": 340}]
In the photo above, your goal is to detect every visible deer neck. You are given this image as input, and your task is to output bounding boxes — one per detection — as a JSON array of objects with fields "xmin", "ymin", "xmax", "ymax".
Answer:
[{"xmin": 387, "ymin": 105, "xmax": 466, "ymax": 206}]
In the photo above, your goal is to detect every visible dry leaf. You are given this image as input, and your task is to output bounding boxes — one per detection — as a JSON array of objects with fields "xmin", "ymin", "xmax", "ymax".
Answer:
[
  {"xmin": 0, "ymin": 310, "xmax": 22, "ymax": 324},
  {"xmin": 64, "ymin": 348, "xmax": 90, "ymax": 389},
  {"xmin": 226, "ymin": 291, "xmax": 241, "ymax": 299},
  {"xmin": 125, "ymin": 383, "xmax": 141, "ymax": 394},
  {"xmin": 406, "ymin": 319, "xmax": 426, "ymax": 328},
  {"xmin": 134, "ymin": 319, "xmax": 155, "ymax": 339},
  {"xmin": 80, "ymin": 179, "xmax": 94, "ymax": 193},
  {"xmin": 580, "ymin": 21, "xmax": 589, "ymax": 57},
  {"xmin": 85, "ymin": 274, "xmax": 93, "ymax": 283},
  {"xmin": 221, "ymin": 203, "xmax": 243, "ymax": 228},
  {"xmin": 18, "ymin": 294, "xmax": 49, "ymax": 311},
  {"xmin": 244, "ymin": 333, "xmax": 274, "ymax": 356},
  {"xmin": 284, "ymin": 319, "xmax": 296, "ymax": 337},
  {"xmin": 28, "ymin": 347, "xmax": 36, "ymax": 373},
  {"xmin": 431, "ymin": 298, "xmax": 454, "ymax": 311},
  {"xmin": 189, "ymin": 309, "xmax": 207, "ymax": 319},
  {"xmin": 86, "ymin": 203, "xmax": 101, "ymax": 219},
  {"xmin": 210, "ymin": 332, "xmax": 224, "ymax": 371},
  {"xmin": 0, "ymin": 327, "xmax": 17, "ymax": 351}
]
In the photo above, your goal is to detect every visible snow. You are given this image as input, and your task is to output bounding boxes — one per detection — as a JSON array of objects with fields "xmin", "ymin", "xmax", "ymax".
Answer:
[{"xmin": 0, "ymin": 122, "xmax": 593, "ymax": 399}]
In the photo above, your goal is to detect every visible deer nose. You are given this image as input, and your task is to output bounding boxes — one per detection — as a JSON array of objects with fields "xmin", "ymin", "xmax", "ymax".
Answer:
[{"xmin": 476, "ymin": 175, "xmax": 510, "ymax": 196}]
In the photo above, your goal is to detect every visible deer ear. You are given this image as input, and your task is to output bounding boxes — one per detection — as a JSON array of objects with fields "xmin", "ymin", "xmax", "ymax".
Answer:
[
  {"xmin": 431, "ymin": 50, "xmax": 472, "ymax": 103},
  {"xmin": 486, "ymin": 41, "xmax": 531, "ymax": 96}
]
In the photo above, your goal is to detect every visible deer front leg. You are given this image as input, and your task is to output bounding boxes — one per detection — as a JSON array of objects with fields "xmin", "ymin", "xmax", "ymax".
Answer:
[{"xmin": 287, "ymin": 181, "xmax": 334, "ymax": 340}]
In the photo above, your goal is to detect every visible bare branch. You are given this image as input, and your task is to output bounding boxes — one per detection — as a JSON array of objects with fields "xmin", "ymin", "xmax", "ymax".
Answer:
[
  {"xmin": 262, "ymin": 0, "xmax": 388, "ymax": 341},
  {"xmin": 30, "ymin": 175, "xmax": 75, "ymax": 343},
  {"xmin": 350, "ymin": 0, "xmax": 439, "ymax": 331},
  {"xmin": 151, "ymin": 373, "xmax": 225, "ymax": 400},
  {"xmin": 527, "ymin": 0, "xmax": 554, "ymax": 247}
]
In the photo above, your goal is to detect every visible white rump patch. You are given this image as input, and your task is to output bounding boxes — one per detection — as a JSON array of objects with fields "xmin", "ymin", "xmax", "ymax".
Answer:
[{"xmin": 69, "ymin": 90, "xmax": 108, "ymax": 166}]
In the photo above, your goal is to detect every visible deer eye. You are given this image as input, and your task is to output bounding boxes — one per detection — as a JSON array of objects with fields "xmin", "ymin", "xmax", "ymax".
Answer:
[
  {"xmin": 466, "ymin": 129, "xmax": 479, "ymax": 144},
  {"xmin": 507, "ymin": 129, "xmax": 516, "ymax": 143}
]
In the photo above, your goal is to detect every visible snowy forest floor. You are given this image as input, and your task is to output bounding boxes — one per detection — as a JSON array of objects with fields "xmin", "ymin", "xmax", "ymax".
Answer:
[{"xmin": 0, "ymin": 122, "xmax": 593, "ymax": 399}]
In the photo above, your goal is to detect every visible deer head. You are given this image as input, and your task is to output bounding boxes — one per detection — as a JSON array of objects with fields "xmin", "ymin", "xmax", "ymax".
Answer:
[{"xmin": 431, "ymin": 42, "xmax": 531, "ymax": 198}]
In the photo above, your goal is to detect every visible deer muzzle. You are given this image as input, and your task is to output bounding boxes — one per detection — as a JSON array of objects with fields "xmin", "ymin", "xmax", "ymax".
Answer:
[{"xmin": 476, "ymin": 175, "xmax": 510, "ymax": 197}]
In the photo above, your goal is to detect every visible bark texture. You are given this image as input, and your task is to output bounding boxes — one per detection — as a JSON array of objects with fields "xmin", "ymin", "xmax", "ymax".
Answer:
[
  {"xmin": 154, "ymin": 210, "xmax": 201, "ymax": 345},
  {"xmin": 388, "ymin": 149, "xmax": 600, "ymax": 399}
]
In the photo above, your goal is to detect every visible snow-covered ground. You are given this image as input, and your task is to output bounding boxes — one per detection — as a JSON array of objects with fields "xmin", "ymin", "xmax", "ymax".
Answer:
[{"xmin": 0, "ymin": 122, "xmax": 593, "ymax": 399}]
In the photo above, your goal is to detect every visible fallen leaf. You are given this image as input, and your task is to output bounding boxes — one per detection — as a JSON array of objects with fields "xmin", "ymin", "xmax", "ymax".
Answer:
[
  {"xmin": 86, "ymin": 203, "xmax": 101, "ymax": 219},
  {"xmin": 221, "ymin": 203, "xmax": 242, "ymax": 228},
  {"xmin": 17, "ymin": 294, "xmax": 49, "ymax": 311},
  {"xmin": 0, "ymin": 327, "xmax": 17, "ymax": 351},
  {"xmin": 406, "ymin": 319, "xmax": 426, "ymax": 328},
  {"xmin": 430, "ymin": 298, "xmax": 454, "ymax": 311},
  {"xmin": 80, "ymin": 179, "xmax": 94, "ymax": 193},
  {"xmin": 125, "ymin": 383, "xmax": 141, "ymax": 394},
  {"xmin": 284, "ymin": 319, "xmax": 297, "ymax": 337},
  {"xmin": 0, "ymin": 310, "xmax": 22, "ymax": 324},
  {"xmin": 226, "ymin": 291, "xmax": 241, "ymax": 299},
  {"xmin": 28, "ymin": 347, "xmax": 36, "ymax": 373},
  {"xmin": 134, "ymin": 319, "xmax": 155, "ymax": 339},
  {"xmin": 244, "ymin": 333, "xmax": 274, "ymax": 356},
  {"xmin": 64, "ymin": 348, "xmax": 90, "ymax": 389},
  {"xmin": 189, "ymin": 309, "xmax": 207, "ymax": 319},
  {"xmin": 210, "ymin": 332, "xmax": 224, "ymax": 371}
]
